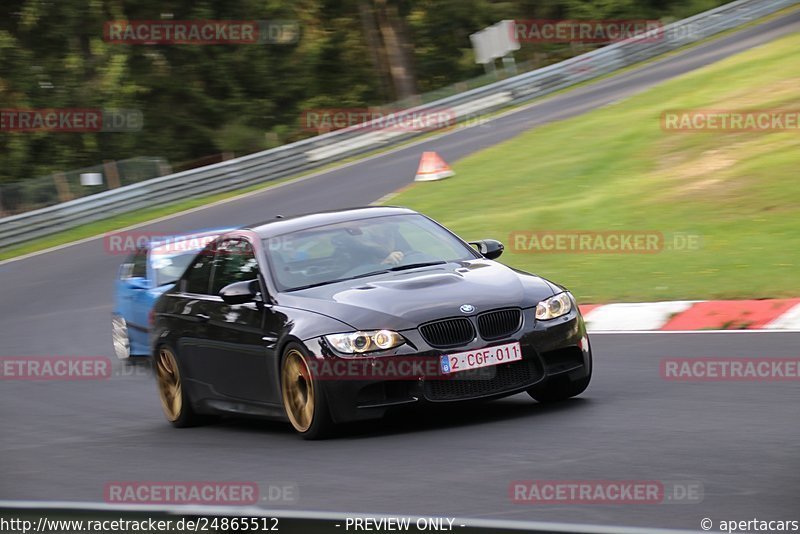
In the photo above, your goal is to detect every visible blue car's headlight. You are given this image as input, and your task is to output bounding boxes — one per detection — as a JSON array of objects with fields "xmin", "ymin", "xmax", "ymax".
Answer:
[
  {"xmin": 535, "ymin": 292, "xmax": 573, "ymax": 320},
  {"xmin": 325, "ymin": 330, "xmax": 405, "ymax": 355}
]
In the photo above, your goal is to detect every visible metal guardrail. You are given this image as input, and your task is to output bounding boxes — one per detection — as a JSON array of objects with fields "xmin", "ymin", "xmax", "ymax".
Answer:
[{"xmin": 0, "ymin": 0, "xmax": 796, "ymax": 249}]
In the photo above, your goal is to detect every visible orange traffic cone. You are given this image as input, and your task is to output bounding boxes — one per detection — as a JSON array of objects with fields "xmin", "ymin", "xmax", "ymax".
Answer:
[{"xmin": 414, "ymin": 151, "xmax": 455, "ymax": 182}]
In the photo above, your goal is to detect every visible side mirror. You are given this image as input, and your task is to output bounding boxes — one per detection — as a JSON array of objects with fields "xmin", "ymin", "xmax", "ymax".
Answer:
[
  {"xmin": 469, "ymin": 239, "xmax": 504, "ymax": 260},
  {"xmin": 219, "ymin": 280, "xmax": 260, "ymax": 305}
]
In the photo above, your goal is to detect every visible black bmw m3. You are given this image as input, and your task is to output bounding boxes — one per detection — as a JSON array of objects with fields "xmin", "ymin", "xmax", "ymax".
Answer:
[{"xmin": 152, "ymin": 207, "xmax": 592, "ymax": 439}]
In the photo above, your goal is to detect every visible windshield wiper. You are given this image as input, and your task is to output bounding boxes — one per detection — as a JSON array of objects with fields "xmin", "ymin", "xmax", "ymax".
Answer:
[
  {"xmin": 286, "ymin": 269, "xmax": 389, "ymax": 291},
  {"xmin": 388, "ymin": 261, "xmax": 446, "ymax": 272}
]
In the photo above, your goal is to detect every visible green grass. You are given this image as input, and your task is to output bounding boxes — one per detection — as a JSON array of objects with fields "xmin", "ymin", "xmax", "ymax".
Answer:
[{"xmin": 386, "ymin": 33, "xmax": 800, "ymax": 303}]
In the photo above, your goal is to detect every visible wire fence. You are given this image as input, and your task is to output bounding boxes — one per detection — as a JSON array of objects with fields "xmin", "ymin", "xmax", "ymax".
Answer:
[{"xmin": 0, "ymin": 157, "xmax": 170, "ymax": 217}]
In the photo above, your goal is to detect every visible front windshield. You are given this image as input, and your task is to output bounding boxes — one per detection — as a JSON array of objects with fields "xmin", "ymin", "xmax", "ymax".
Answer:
[{"xmin": 265, "ymin": 214, "xmax": 477, "ymax": 291}]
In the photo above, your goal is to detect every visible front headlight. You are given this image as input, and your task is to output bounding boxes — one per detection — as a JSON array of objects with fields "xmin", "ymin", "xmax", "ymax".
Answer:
[
  {"xmin": 324, "ymin": 330, "xmax": 405, "ymax": 355},
  {"xmin": 535, "ymin": 292, "xmax": 573, "ymax": 320}
]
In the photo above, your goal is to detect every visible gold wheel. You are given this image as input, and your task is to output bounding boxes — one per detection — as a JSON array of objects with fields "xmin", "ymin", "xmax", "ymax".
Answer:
[
  {"xmin": 156, "ymin": 347, "xmax": 183, "ymax": 422},
  {"xmin": 281, "ymin": 349, "xmax": 315, "ymax": 432}
]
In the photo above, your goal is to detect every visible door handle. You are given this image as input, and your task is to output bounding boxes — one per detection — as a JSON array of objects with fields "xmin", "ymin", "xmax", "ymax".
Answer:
[{"xmin": 195, "ymin": 313, "xmax": 210, "ymax": 322}]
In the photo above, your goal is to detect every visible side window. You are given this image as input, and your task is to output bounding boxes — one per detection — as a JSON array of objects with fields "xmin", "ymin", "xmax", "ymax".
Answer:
[
  {"xmin": 183, "ymin": 249, "xmax": 215, "ymax": 295},
  {"xmin": 210, "ymin": 240, "xmax": 260, "ymax": 295},
  {"xmin": 131, "ymin": 248, "xmax": 148, "ymax": 278},
  {"xmin": 120, "ymin": 247, "xmax": 148, "ymax": 280}
]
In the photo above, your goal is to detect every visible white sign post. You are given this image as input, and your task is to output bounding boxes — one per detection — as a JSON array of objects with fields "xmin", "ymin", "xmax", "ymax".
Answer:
[
  {"xmin": 80, "ymin": 173, "xmax": 104, "ymax": 186},
  {"xmin": 470, "ymin": 20, "xmax": 520, "ymax": 75}
]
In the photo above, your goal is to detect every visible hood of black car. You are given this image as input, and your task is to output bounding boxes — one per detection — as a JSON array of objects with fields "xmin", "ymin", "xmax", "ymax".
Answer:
[{"xmin": 277, "ymin": 260, "xmax": 557, "ymax": 331}]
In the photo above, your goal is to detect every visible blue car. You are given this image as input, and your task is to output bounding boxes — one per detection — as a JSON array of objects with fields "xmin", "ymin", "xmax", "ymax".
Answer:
[{"xmin": 111, "ymin": 229, "xmax": 229, "ymax": 358}]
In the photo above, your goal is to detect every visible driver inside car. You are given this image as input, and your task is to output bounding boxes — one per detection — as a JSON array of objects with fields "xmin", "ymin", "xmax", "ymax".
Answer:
[{"xmin": 333, "ymin": 224, "xmax": 407, "ymax": 269}]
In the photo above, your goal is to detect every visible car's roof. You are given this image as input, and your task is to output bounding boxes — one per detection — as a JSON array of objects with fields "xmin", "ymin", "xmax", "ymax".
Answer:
[{"xmin": 243, "ymin": 206, "xmax": 418, "ymax": 238}]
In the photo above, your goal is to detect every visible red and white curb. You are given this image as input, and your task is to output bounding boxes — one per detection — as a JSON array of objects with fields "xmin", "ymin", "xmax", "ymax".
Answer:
[{"xmin": 579, "ymin": 298, "xmax": 800, "ymax": 332}]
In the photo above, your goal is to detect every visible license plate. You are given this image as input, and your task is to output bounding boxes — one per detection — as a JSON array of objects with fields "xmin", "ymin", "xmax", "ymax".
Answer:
[{"xmin": 440, "ymin": 341, "xmax": 522, "ymax": 375}]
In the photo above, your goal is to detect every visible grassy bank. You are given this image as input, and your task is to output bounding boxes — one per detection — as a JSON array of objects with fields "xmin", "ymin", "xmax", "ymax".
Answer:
[{"xmin": 387, "ymin": 33, "xmax": 800, "ymax": 302}]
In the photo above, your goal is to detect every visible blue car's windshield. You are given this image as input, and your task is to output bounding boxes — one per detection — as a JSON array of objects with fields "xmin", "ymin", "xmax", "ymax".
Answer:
[
  {"xmin": 151, "ymin": 249, "xmax": 207, "ymax": 287},
  {"xmin": 264, "ymin": 214, "xmax": 478, "ymax": 291}
]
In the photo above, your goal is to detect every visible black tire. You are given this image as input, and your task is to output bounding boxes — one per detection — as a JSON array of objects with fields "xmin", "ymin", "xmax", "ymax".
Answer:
[
  {"xmin": 528, "ymin": 374, "xmax": 591, "ymax": 403},
  {"xmin": 155, "ymin": 345, "xmax": 203, "ymax": 428},
  {"xmin": 280, "ymin": 342, "xmax": 334, "ymax": 440}
]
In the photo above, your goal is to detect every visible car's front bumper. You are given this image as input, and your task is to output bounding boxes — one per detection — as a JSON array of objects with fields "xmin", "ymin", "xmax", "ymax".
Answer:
[{"xmin": 304, "ymin": 307, "xmax": 591, "ymax": 424}]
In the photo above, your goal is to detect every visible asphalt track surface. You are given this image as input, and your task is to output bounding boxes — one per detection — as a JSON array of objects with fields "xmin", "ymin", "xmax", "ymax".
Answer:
[{"xmin": 2, "ymin": 11, "xmax": 799, "ymax": 531}]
